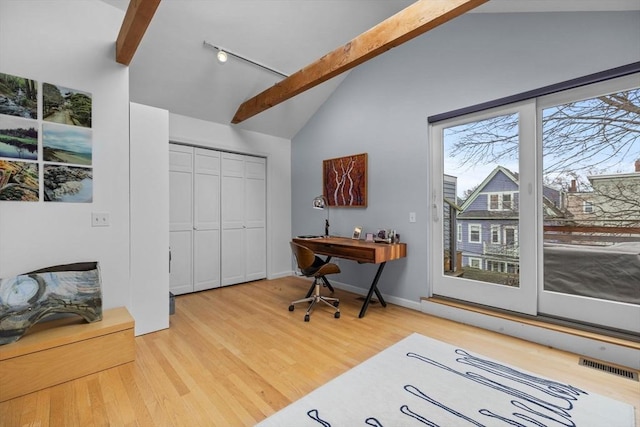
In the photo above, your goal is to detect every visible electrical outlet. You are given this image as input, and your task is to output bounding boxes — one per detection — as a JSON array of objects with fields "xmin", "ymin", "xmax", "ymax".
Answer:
[
  {"xmin": 91, "ymin": 212, "xmax": 110, "ymax": 227},
  {"xmin": 409, "ymin": 212, "xmax": 416, "ymax": 223}
]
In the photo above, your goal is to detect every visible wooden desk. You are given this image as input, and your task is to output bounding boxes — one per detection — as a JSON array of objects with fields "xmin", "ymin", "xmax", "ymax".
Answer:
[{"xmin": 293, "ymin": 236, "xmax": 407, "ymax": 317}]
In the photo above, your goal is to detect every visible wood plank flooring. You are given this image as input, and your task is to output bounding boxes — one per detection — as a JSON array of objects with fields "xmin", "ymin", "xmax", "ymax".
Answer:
[{"xmin": 1, "ymin": 276, "xmax": 638, "ymax": 426}]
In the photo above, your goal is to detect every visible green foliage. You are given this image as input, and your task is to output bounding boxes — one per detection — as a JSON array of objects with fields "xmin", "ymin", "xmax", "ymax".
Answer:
[
  {"xmin": 43, "ymin": 83, "xmax": 64, "ymax": 116},
  {"xmin": 69, "ymin": 93, "xmax": 92, "ymax": 127}
]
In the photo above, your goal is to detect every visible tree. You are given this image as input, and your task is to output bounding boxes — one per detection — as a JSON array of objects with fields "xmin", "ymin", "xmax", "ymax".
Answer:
[{"xmin": 446, "ymin": 89, "xmax": 640, "ymax": 180}]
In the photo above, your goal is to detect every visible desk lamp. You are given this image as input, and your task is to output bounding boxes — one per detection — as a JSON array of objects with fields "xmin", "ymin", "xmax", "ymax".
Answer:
[{"xmin": 312, "ymin": 195, "xmax": 330, "ymax": 237}]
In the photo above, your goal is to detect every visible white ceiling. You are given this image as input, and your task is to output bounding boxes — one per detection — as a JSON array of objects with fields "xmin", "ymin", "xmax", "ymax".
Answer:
[{"xmin": 102, "ymin": 0, "xmax": 640, "ymax": 139}]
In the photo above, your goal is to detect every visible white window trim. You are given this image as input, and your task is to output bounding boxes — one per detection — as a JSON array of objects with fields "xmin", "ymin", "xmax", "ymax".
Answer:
[
  {"xmin": 583, "ymin": 200, "xmax": 594, "ymax": 213},
  {"xmin": 468, "ymin": 224, "xmax": 482, "ymax": 243},
  {"xmin": 488, "ymin": 193, "xmax": 501, "ymax": 211},
  {"xmin": 432, "ymin": 71, "xmax": 640, "ymax": 332},
  {"xmin": 487, "ymin": 192, "xmax": 516, "ymax": 211},
  {"xmin": 469, "ymin": 257, "xmax": 482, "ymax": 269},
  {"xmin": 457, "ymin": 224, "xmax": 462, "ymax": 242},
  {"xmin": 490, "ymin": 225, "xmax": 501, "ymax": 244},
  {"xmin": 502, "ymin": 193, "xmax": 513, "ymax": 210},
  {"xmin": 503, "ymin": 226, "xmax": 518, "ymax": 245}
]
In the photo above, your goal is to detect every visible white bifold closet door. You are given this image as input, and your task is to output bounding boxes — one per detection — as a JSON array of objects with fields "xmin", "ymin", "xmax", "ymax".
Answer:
[
  {"xmin": 170, "ymin": 145, "xmax": 266, "ymax": 294},
  {"xmin": 169, "ymin": 144, "xmax": 194, "ymax": 295},
  {"xmin": 169, "ymin": 144, "xmax": 221, "ymax": 295},
  {"xmin": 221, "ymin": 152, "xmax": 266, "ymax": 286},
  {"xmin": 193, "ymin": 148, "xmax": 221, "ymax": 291}
]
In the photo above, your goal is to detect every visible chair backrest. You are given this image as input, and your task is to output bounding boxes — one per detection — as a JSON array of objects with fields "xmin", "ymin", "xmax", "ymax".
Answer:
[{"xmin": 290, "ymin": 242, "xmax": 316, "ymax": 270}]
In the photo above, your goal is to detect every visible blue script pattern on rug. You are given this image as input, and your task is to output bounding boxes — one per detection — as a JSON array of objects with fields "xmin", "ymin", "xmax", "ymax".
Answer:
[{"xmin": 257, "ymin": 333, "xmax": 635, "ymax": 427}]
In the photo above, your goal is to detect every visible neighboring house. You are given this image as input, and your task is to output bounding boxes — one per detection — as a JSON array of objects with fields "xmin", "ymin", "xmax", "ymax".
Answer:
[
  {"xmin": 454, "ymin": 166, "xmax": 565, "ymax": 274},
  {"xmin": 564, "ymin": 160, "xmax": 640, "ymax": 227}
]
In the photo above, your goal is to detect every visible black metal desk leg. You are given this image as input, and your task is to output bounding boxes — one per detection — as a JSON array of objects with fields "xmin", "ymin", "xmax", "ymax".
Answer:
[{"xmin": 359, "ymin": 262, "xmax": 387, "ymax": 318}]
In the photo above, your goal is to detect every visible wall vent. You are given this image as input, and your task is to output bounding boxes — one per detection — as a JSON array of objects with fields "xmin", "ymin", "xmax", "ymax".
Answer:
[{"xmin": 579, "ymin": 357, "xmax": 639, "ymax": 381}]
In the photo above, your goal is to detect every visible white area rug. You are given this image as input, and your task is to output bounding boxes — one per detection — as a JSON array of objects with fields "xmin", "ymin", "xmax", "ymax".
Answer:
[{"xmin": 257, "ymin": 333, "xmax": 635, "ymax": 426}]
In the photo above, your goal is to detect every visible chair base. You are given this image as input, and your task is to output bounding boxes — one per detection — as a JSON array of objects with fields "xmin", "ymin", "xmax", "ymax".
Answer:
[{"xmin": 289, "ymin": 280, "xmax": 340, "ymax": 322}]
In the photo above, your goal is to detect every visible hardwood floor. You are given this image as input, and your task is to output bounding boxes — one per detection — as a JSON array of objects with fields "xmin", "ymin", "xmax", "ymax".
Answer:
[{"xmin": 2, "ymin": 276, "xmax": 638, "ymax": 426}]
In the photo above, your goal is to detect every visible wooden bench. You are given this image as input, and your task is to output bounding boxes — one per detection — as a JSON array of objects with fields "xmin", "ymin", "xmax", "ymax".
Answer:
[{"xmin": 0, "ymin": 307, "xmax": 135, "ymax": 402}]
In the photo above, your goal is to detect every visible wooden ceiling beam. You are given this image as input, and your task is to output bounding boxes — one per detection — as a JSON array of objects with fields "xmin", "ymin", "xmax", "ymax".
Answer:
[
  {"xmin": 232, "ymin": 0, "xmax": 488, "ymax": 124},
  {"xmin": 116, "ymin": 0, "xmax": 161, "ymax": 66}
]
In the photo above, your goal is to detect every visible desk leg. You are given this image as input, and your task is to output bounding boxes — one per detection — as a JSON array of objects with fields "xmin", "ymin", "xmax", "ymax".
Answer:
[{"xmin": 359, "ymin": 262, "xmax": 387, "ymax": 318}]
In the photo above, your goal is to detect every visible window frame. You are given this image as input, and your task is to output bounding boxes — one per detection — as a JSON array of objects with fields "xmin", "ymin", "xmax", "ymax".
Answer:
[
  {"xmin": 468, "ymin": 257, "xmax": 482, "ymax": 269},
  {"xmin": 430, "ymin": 67, "xmax": 640, "ymax": 333},
  {"xmin": 583, "ymin": 200, "xmax": 594, "ymax": 213},
  {"xmin": 490, "ymin": 225, "xmax": 501, "ymax": 244},
  {"xmin": 468, "ymin": 224, "xmax": 482, "ymax": 243}
]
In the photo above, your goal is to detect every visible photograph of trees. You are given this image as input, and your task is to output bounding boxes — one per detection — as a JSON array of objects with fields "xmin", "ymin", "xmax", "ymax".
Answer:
[
  {"xmin": 43, "ymin": 83, "xmax": 92, "ymax": 128},
  {"xmin": 0, "ymin": 72, "xmax": 37, "ymax": 119},
  {"xmin": 0, "ymin": 116, "xmax": 38, "ymax": 161}
]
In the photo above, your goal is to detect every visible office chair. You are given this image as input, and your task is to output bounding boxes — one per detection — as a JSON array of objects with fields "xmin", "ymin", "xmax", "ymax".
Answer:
[{"xmin": 289, "ymin": 242, "xmax": 340, "ymax": 321}]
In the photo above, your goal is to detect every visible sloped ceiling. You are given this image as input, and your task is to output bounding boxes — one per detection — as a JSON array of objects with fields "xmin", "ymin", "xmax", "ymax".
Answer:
[{"xmin": 102, "ymin": 0, "xmax": 640, "ymax": 139}]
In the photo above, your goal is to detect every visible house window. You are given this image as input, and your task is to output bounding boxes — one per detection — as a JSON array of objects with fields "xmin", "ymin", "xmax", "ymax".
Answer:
[
  {"xmin": 457, "ymin": 224, "xmax": 462, "ymax": 242},
  {"xmin": 507, "ymin": 263, "xmax": 519, "ymax": 274},
  {"xmin": 502, "ymin": 193, "xmax": 512, "ymax": 210},
  {"xmin": 469, "ymin": 258, "xmax": 482, "ymax": 269},
  {"xmin": 583, "ymin": 201, "xmax": 594, "ymax": 213},
  {"xmin": 487, "ymin": 260, "xmax": 504, "ymax": 272},
  {"xmin": 487, "ymin": 192, "xmax": 515, "ymax": 211},
  {"xmin": 491, "ymin": 225, "xmax": 500, "ymax": 244},
  {"xmin": 489, "ymin": 194, "xmax": 500, "ymax": 210},
  {"xmin": 504, "ymin": 227, "xmax": 518, "ymax": 245},
  {"xmin": 468, "ymin": 224, "xmax": 481, "ymax": 243}
]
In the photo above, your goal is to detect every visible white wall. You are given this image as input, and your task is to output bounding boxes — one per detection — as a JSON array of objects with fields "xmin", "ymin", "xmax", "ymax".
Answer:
[
  {"xmin": 292, "ymin": 11, "xmax": 640, "ymax": 304},
  {"xmin": 0, "ymin": 1, "xmax": 131, "ymax": 312},
  {"xmin": 130, "ymin": 103, "xmax": 169, "ymax": 335},
  {"xmin": 169, "ymin": 113, "xmax": 292, "ymax": 280}
]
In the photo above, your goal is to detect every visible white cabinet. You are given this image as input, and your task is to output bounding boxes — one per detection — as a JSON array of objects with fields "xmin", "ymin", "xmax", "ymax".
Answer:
[
  {"xmin": 221, "ymin": 153, "xmax": 266, "ymax": 286},
  {"xmin": 170, "ymin": 145, "xmax": 265, "ymax": 294}
]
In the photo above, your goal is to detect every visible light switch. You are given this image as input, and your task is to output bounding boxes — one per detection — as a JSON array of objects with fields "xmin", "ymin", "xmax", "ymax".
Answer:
[
  {"xmin": 91, "ymin": 212, "xmax": 110, "ymax": 227},
  {"xmin": 409, "ymin": 212, "xmax": 416, "ymax": 223}
]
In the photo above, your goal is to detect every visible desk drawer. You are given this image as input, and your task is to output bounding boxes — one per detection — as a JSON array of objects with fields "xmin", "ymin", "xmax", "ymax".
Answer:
[{"xmin": 314, "ymin": 244, "xmax": 376, "ymax": 263}]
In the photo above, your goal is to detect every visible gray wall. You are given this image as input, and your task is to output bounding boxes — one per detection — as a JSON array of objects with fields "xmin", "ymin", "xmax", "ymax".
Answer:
[{"xmin": 291, "ymin": 11, "xmax": 640, "ymax": 304}]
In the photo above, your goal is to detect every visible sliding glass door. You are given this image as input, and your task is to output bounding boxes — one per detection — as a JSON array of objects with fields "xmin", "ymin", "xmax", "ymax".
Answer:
[
  {"xmin": 430, "ymin": 74, "xmax": 640, "ymax": 333},
  {"xmin": 431, "ymin": 102, "xmax": 537, "ymax": 315},
  {"xmin": 537, "ymin": 78, "xmax": 640, "ymax": 332}
]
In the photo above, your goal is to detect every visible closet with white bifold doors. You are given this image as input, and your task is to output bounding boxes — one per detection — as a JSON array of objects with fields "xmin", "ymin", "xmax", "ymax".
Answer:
[
  {"xmin": 220, "ymin": 152, "xmax": 267, "ymax": 286},
  {"xmin": 169, "ymin": 144, "xmax": 266, "ymax": 295}
]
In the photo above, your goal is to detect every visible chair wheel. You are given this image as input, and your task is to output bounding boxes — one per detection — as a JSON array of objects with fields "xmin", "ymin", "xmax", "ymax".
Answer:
[
  {"xmin": 333, "ymin": 301, "xmax": 339, "ymax": 307},
  {"xmin": 288, "ymin": 305, "xmax": 294, "ymax": 311},
  {"xmin": 334, "ymin": 312, "xmax": 340, "ymax": 319},
  {"xmin": 304, "ymin": 314, "xmax": 310, "ymax": 322}
]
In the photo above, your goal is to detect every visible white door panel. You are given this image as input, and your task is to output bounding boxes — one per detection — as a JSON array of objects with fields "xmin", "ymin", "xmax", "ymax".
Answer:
[
  {"xmin": 169, "ymin": 230, "xmax": 192, "ymax": 295},
  {"xmin": 194, "ymin": 229, "xmax": 220, "ymax": 291},
  {"xmin": 169, "ymin": 170, "xmax": 192, "ymax": 231},
  {"xmin": 169, "ymin": 146, "xmax": 193, "ymax": 171},
  {"xmin": 245, "ymin": 227, "xmax": 266, "ymax": 281},
  {"xmin": 221, "ymin": 153, "xmax": 266, "ymax": 286},
  {"xmin": 222, "ymin": 228, "xmax": 245, "ymax": 285},
  {"xmin": 245, "ymin": 177, "xmax": 266, "ymax": 228}
]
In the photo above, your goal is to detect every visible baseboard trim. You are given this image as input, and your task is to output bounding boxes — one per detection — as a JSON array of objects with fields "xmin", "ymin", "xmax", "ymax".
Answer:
[{"xmin": 299, "ymin": 275, "xmax": 423, "ymax": 312}]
